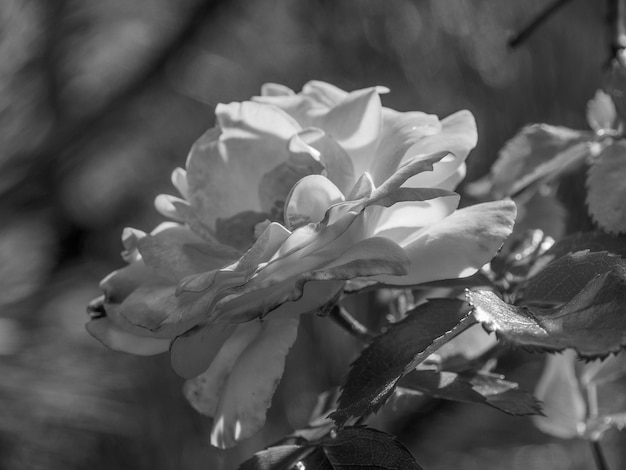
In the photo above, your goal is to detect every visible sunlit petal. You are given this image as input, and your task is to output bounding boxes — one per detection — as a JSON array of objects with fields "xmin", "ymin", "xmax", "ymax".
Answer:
[
  {"xmin": 186, "ymin": 102, "xmax": 302, "ymax": 229},
  {"xmin": 372, "ymin": 200, "xmax": 516, "ymax": 285},
  {"xmin": 402, "ymin": 110, "xmax": 477, "ymax": 188},
  {"xmin": 284, "ymin": 175, "xmax": 345, "ymax": 230}
]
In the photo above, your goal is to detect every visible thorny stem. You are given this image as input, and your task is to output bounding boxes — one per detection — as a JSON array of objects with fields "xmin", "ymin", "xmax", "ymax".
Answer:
[
  {"xmin": 329, "ymin": 305, "xmax": 376, "ymax": 343},
  {"xmin": 590, "ymin": 440, "xmax": 610, "ymax": 470},
  {"xmin": 508, "ymin": 0, "xmax": 575, "ymax": 48}
]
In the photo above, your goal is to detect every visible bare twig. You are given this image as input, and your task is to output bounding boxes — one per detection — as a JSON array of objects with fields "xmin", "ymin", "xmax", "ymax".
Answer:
[
  {"xmin": 590, "ymin": 440, "xmax": 610, "ymax": 470},
  {"xmin": 508, "ymin": 0, "xmax": 575, "ymax": 48},
  {"xmin": 329, "ymin": 305, "xmax": 376, "ymax": 343}
]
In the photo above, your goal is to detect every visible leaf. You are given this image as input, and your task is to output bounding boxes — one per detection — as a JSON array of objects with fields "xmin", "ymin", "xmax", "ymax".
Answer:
[
  {"xmin": 517, "ymin": 250, "xmax": 626, "ymax": 306},
  {"xmin": 507, "ymin": 141, "xmax": 590, "ymax": 198},
  {"xmin": 321, "ymin": 427, "xmax": 422, "ymax": 469},
  {"xmin": 470, "ymin": 266, "xmax": 626, "ymax": 357},
  {"xmin": 539, "ymin": 231, "xmax": 626, "ymax": 260},
  {"xmin": 239, "ymin": 427, "xmax": 422, "ymax": 470},
  {"xmin": 532, "ymin": 351, "xmax": 586, "ymax": 439},
  {"xmin": 533, "ymin": 350, "xmax": 626, "ymax": 440},
  {"xmin": 581, "ymin": 352, "xmax": 626, "ymax": 439},
  {"xmin": 586, "ymin": 141, "xmax": 626, "ymax": 234},
  {"xmin": 587, "ymin": 90, "xmax": 618, "ymax": 133},
  {"xmin": 398, "ymin": 369, "xmax": 542, "ymax": 416},
  {"xmin": 491, "ymin": 228, "xmax": 555, "ymax": 281},
  {"xmin": 331, "ymin": 299, "xmax": 474, "ymax": 424},
  {"xmin": 467, "ymin": 124, "xmax": 589, "ymax": 198}
]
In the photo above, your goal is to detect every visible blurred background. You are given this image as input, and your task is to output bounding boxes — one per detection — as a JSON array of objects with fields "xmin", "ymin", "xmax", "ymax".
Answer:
[{"xmin": 0, "ymin": 0, "xmax": 622, "ymax": 468}]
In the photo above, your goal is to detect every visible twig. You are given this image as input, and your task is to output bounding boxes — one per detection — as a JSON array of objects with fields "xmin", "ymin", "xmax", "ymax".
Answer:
[
  {"xmin": 329, "ymin": 305, "xmax": 376, "ymax": 343},
  {"xmin": 590, "ymin": 440, "xmax": 610, "ymax": 470},
  {"xmin": 508, "ymin": 0, "xmax": 575, "ymax": 48}
]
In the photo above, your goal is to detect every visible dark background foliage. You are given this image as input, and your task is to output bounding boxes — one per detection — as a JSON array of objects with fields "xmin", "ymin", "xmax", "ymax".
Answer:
[{"xmin": 0, "ymin": 0, "xmax": 621, "ymax": 468}]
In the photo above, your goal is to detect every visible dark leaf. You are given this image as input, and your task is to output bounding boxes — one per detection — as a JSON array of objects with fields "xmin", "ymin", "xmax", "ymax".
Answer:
[
  {"xmin": 238, "ymin": 427, "xmax": 422, "ymax": 470},
  {"xmin": 331, "ymin": 299, "xmax": 474, "ymax": 424},
  {"xmin": 321, "ymin": 427, "xmax": 422, "ymax": 470},
  {"xmin": 517, "ymin": 250, "xmax": 626, "ymax": 306},
  {"xmin": 586, "ymin": 141, "xmax": 626, "ymax": 234},
  {"xmin": 491, "ymin": 228, "xmax": 554, "ymax": 281},
  {"xmin": 540, "ymin": 231, "xmax": 626, "ymax": 260},
  {"xmin": 398, "ymin": 369, "xmax": 541, "ymax": 416},
  {"xmin": 470, "ymin": 267, "xmax": 626, "ymax": 357},
  {"xmin": 466, "ymin": 124, "xmax": 589, "ymax": 198}
]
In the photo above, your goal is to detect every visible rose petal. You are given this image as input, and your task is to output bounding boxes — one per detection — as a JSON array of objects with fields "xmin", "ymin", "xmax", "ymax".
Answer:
[
  {"xmin": 170, "ymin": 322, "xmax": 238, "ymax": 379},
  {"xmin": 366, "ymin": 194, "xmax": 460, "ymax": 241},
  {"xmin": 186, "ymin": 103, "xmax": 302, "ymax": 229},
  {"xmin": 86, "ymin": 317, "xmax": 170, "ymax": 356},
  {"xmin": 370, "ymin": 108, "xmax": 442, "ymax": 185},
  {"xmin": 254, "ymin": 81, "xmax": 349, "ymax": 125},
  {"xmin": 301, "ymin": 80, "xmax": 350, "ymax": 107},
  {"xmin": 154, "ymin": 194, "xmax": 189, "ymax": 222},
  {"xmin": 372, "ymin": 200, "xmax": 516, "ymax": 285},
  {"xmin": 260, "ymin": 82, "xmax": 295, "ymax": 97},
  {"xmin": 235, "ymin": 222, "xmax": 292, "ymax": 271},
  {"xmin": 258, "ymin": 138, "xmax": 324, "ymax": 214},
  {"xmin": 211, "ymin": 237, "xmax": 408, "ymax": 324},
  {"xmin": 118, "ymin": 285, "xmax": 213, "ymax": 336},
  {"xmin": 183, "ymin": 316, "xmax": 299, "ymax": 448},
  {"xmin": 291, "ymin": 128, "xmax": 356, "ymax": 194},
  {"xmin": 368, "ymin": 151, "xmax": 449, "ymax": 205},
  {"xmin": 316, "ymin": 87, "xmax": 384, "ymax": 178},
  {"xmin": 137, "ymin": 223, "xmax": 228, "ymax": 281},
  {"xmin": 436, "ymin": 162, "xmax": 467, "ymax": 191},
  {"xmin": 284, "ymin": 175, "xmax": 345, "ymax": 230},
  {"xmin": 183, "ymin": 322, "xmax": 262, "ymax": 420},
  {"xmin": 402, "ymin": 110, "xmax": 477, "ymax": 189},
  {"xmin": 171, "ymin": 167, "xmax": 189, "ymax": 199}
]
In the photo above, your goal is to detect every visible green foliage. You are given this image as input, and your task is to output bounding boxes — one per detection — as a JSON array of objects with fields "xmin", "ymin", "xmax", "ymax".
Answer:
[
  {"xmin": 467, "ymin": 124, "xmax": 590, "ymax": 199},
  {"xmin": 398, "ymin": 369, "xmax": 541, "ymax": 416},
  {"xmin": 516, "ymin": 250, "xmax": 626, "ymax": 306},
  {"xmin": 587, "ymin": 142, "xmax": 626, "ymax": 234},
  {"xmin": 239, "ymin": 427, "xmax": 422, "ymax": 470},
  {"xmin": 470, "ymin": 265, "xmax": 626, "ymax": 357},
  {"xmin": 331, "ymin": 299, "xmax": 474, "ymax": 424}
]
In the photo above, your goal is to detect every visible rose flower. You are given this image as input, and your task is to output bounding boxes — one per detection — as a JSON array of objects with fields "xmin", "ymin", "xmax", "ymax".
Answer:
[{"xmin": 87, "ymin": 81, "xmax": 516, "ymax": 448}]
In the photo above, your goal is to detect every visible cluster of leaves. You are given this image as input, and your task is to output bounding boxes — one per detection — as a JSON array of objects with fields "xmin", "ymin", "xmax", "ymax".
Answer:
[
  {"xmin": 468, "ymin": 65, "xmax": 626, "ymax": 236},
  {"xmin": 240, "ymin": 72, "xmax": 626, "ymax": 469}
]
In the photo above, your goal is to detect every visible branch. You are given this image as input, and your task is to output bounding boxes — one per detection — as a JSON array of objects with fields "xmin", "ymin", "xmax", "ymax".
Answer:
[
  {"xmin": 329, "ymin": 305, "xmax": 376, "ymax": 343},
  {"xmin": 591, "ymin": 440, "xmax": 611, "ymax": 470},
  {"xmin": 508, "ymin": 0, "xmax": 575, "ymax": 49}
]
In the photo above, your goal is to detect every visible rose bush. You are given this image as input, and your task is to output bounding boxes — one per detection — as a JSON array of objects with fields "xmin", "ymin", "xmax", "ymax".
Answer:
[{"xmin": 86, "ymin": 81, "xmax": 516, "ymax": 448}]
